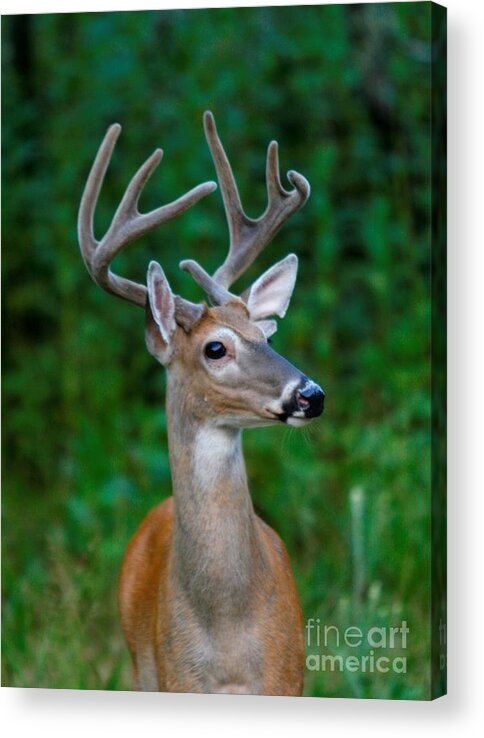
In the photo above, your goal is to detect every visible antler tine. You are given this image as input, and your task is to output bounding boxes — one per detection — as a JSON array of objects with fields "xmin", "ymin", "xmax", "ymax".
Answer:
[
  {"xmin": 179, "ymin": 259, "xmax": 233, "ymax": 306},
  {"xmin": 203, "ymin": 111, "xmax": 310, "ymax": 290},
  {"xmin": 78, "ymin": 124, "xmax": 217, "ymax": 307},
  {"xmin": 78, "ymin": 123, "xmax": 121, "ymax": 269}
]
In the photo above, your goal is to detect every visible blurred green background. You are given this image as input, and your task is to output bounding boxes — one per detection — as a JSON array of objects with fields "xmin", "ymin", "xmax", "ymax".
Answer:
[{"xmin": 2, "ymin": 3, "xmax": 434, "ymax": 698}]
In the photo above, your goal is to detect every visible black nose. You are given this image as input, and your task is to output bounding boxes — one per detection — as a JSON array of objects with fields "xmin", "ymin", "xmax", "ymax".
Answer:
[{"xmin": 295, "ymin": 381, "xmax": 325, "ymax": 418}]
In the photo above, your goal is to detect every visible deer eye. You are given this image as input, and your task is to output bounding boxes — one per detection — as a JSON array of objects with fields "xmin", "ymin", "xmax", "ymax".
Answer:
[{"xmin": 204, "ymin": 341, "xmax": 227, "ymax": 360}]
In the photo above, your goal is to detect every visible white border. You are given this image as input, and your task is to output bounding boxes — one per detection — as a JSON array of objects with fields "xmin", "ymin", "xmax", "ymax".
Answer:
[{"xmin": 2, "ymin": 0, "xmax": 484, "ymax": 735}]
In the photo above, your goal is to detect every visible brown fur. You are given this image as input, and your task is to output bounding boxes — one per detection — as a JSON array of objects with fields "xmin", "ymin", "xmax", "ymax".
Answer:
[
  {"xmin": 119, "ymin": 498, "xmax": 303, "ymax": 695},
  {"xmin": 118, "ymin": 304, "xmax": 309, "ymax": 695}
]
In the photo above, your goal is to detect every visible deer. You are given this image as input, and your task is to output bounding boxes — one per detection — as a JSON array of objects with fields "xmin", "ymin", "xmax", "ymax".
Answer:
[{"xmin": 78, "ymin": 111, "xmax": 324, "ymax": 696}]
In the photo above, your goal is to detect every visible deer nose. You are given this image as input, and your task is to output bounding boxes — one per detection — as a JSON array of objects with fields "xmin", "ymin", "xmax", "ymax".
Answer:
[{"xmin": 295, "ymin": 381, "xmax": 325, "ymax": 418}]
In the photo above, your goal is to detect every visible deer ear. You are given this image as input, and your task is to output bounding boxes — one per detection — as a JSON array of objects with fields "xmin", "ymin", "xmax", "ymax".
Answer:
[
  {"xmin": 247, "ymin": 254, "xmax": 298, "ymax": 321},
  {"xmin": 145, "ymin": 261, "xmax": 176, "ymax": 365},
  {"xmin": 256, "ymin": 319, "xmax": 278, "ymax": 339}
]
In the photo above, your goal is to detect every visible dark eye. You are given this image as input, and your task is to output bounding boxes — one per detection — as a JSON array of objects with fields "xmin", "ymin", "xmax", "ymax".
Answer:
[{"xmin": 204, "ymin": 341, "xmax": 227, "ymax": 360}]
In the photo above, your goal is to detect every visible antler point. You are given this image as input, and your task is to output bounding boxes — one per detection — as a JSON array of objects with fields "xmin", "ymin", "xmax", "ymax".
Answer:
[
  {"xmin": 287, "ymin": 170, "xmax": 311, "ymax": 198},
  {"xmin": 107, "ymin": 123, "xmax": 122, "ymax": 140},
  {"xmin": 203, "ymin": 110, "xmax": 217, "ymax": 135}
]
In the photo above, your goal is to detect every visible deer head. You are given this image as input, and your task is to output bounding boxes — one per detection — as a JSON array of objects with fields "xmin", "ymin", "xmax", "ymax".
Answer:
[{"xmin": 78, "ymin": 112, "xmax": 324, "ymax": 429}]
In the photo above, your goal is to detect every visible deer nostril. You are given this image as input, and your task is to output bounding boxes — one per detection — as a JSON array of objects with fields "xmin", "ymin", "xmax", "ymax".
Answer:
[
  {"xmin": 280, "ymin": 380, "xmax": 325, "ymax": 422},
  {"xmin": 295, "ymin": 381, "xmax": 325, "ymax": 417},
  {"xmin": 295, "ymin": 391, "xmax": 311, "ymax": 411}
]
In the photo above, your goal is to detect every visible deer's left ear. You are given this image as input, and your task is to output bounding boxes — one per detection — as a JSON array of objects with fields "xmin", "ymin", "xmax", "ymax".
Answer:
[
  {"xmin": 246, "ymin": 254, "xmax": 298, "ymax": 321},
  {"xmin": 145, "ymin": 260, "xmax": 176, "ymax": 366}
]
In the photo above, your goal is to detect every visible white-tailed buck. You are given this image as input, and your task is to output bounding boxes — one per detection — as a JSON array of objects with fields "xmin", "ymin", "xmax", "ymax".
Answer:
[{"xmin": 78, "ymin": 112, "xmax": 324, "ymax": 695}]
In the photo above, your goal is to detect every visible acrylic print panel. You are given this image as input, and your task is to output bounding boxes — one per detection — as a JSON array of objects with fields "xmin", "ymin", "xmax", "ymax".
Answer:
[{"xmin": 1, "ymin": 2, "xmax": 446, "ymax": 699}]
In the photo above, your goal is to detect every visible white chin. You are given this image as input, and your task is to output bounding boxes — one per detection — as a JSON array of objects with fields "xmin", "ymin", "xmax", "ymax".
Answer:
[{"xmin": 286, "ymin": 416, "xmax": 310, "ymax": 428}]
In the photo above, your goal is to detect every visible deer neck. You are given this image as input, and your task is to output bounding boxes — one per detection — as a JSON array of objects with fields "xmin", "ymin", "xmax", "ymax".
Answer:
[{"xmin": 165, "ymin": 376, "xmax": 261, "ymax": 618}]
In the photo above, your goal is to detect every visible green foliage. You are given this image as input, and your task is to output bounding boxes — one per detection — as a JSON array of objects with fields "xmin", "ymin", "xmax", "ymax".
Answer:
[{"xmin": 2, "ymin": 3, "xmax": 433, "ymax": 697}]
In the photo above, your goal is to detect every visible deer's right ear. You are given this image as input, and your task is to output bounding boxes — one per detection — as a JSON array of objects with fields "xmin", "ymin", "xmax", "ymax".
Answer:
[
  {"xmin": 145, "ymin": 261, "xmax": 176, "ymax": 365},
  {"xmin": 246, "ymin": 254, "xmax": 298, "ymax": 322}
]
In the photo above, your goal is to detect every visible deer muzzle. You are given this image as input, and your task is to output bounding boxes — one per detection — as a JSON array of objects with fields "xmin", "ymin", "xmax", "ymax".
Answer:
[{"xmin": 279, "ymin": 379, "xmax": 325, "ymax": 423}]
